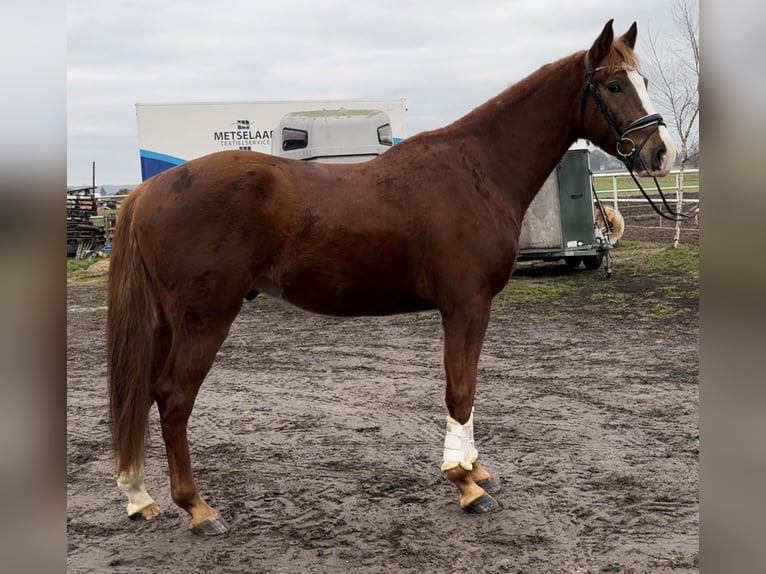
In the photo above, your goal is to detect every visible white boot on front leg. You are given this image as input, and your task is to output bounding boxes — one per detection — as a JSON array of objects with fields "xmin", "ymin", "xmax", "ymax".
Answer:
[
  {"xmin": 440, "ymin": 408, "xmax": 500, "ymax": 513},
  {"xmin": 441, "ymin": 407, "xmax": 479, "ymax": 472}
]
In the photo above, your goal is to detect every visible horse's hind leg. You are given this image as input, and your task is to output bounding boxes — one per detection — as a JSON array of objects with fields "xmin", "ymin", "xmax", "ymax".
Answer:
[
  {"xmin": 116, "ymin": 321, "xmax": 170, "ymax": 522},
  {"xmin": 117, "ymin": 463, "xmax": 161, "ymax": 521},
  {"xmin": 115, "ymin": 391, "xmax": 160, "ymax": 521},
  {"xmin": 154, "ymin": 325, "xmax": 234, "ymax": 535},
  {"xmin": 440, "ymin": 297, "xmax": 500, "ymax": 514},
  {"xmin": 116, "ymin": 376, "xmax": 162, "ymax": 521}
]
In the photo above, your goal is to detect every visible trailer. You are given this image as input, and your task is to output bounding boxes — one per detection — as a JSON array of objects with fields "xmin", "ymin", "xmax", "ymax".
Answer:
[
  {"xmin": 135, "ymin": 99, "xmax": 407, "ymax": 180},
  {"xmin": 518, "ymin": 145, "xmax": 611, "ymax": 272},
  {"xmin": 273, "ymin": 109, "xmax": 393, "ymax": 163}
]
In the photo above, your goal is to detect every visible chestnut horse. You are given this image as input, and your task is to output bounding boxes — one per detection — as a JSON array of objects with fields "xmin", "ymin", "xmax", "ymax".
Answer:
[{"xmin": 107, "ymin": 20, "xmax": 675, "ymax": 535}]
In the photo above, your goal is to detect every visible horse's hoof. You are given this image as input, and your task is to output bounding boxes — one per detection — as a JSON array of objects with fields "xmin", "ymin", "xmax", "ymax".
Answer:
[
  {"xmin": 129, "ymin": 502, "xmax": 161, "ymax": 521},
  {"xmin": 190, "ymin": 515, "xmax": 230, "ymax": 536},
  {"xmin": 476, "ymin": 476, "xmax": 502, "ymax": 496},
  {"xmin": 461, "ymin": 493, "xmax": 500, "ymax": 514}
]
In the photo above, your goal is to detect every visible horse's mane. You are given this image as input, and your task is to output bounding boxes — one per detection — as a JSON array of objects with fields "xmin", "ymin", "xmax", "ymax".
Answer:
[{"xmin": 447, "ymin": 54, "xmax": 579, "ymax": 132}]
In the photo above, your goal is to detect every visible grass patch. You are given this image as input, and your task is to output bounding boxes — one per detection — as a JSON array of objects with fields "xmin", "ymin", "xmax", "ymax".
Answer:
[
  {"xmin": 67, "ymin": 258, "xmax": 101, "ymax": 281},
  {"xmin": 592, "ymin": 171, "xmax": 699, "ymax": 195},
  {"xmin": 493, "ymin": 240, "xmax": 699, "ymax": 326},
  {"xmin": 67, "ymin": 258, "xmax": 93, "ymax": 273},
  {"xmin": 615, "ymin": 241, "xmax": 699, "ymax": 294}
]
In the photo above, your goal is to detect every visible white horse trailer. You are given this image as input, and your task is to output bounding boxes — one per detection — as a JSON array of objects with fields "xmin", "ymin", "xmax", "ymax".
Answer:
[{"xmin": 273, "ymin": 109, "xmax": 394, "ymax": 163}]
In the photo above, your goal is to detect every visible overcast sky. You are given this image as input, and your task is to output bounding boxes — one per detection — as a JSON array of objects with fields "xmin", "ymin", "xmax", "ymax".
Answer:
[{"xmin": 67, "ymin": 0, "xmax": 682, "ymax": 186}]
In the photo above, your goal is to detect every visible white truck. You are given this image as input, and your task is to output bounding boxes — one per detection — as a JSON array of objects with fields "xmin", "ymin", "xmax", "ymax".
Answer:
[{"xmin": 135, "ymin": 99, "xmax": 407, "ymax": 180}]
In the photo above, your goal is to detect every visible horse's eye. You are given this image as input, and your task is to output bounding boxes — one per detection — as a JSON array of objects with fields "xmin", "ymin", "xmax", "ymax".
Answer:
[{"xmin": 607, "ymin": 83, "xmax": 621, "ymax": 93}]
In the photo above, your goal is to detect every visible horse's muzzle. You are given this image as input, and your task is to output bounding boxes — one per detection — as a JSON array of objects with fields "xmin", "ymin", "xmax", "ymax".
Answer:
[{"xmin": 632, "ymin": 124, "xmax": 676, "ymax": 177}]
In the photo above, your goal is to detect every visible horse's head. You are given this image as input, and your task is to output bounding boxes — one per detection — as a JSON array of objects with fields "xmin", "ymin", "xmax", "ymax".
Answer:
[{"xmin": 580, "ymin": 20, "xmax": 676, "ymax": 177}]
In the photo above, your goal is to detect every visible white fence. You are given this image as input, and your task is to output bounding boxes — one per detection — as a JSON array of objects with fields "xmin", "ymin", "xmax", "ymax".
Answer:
[{"xmin": 592, "ymin": 168, "xmax": 700, "ymax": 210}]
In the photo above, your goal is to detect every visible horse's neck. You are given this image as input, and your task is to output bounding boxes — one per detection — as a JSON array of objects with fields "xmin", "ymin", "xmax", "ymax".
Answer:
[{"xmin": 449, "ymin": 52, "xmax": 585, "ymax": 209}]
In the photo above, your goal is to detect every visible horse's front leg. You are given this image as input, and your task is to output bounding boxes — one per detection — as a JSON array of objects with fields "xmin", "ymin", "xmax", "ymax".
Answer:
[{"xmin": 440, "ymin": 297, "xmax": 501, "ymax": 514}]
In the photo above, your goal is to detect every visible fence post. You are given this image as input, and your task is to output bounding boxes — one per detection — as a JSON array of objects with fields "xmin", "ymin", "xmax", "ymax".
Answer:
[{"xmin": 673, "ymin": 168, "xmax": 685, "ymax": 248}]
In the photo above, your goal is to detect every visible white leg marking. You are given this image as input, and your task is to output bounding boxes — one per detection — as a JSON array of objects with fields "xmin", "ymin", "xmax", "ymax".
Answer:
[
  {"xmin": 117, "ymin": 468, "xmax": 156, "ymax": 517},
  {"xmin": 627, "ymin": 69, "xmax": 677, "ymax": 171},
  {"xmin": 441, "ymin": 408, "xmax": 479, "ymax": 472}
]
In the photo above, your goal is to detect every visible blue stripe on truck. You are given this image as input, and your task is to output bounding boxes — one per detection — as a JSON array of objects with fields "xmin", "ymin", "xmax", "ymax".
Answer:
[{"xmin": 139, "ymin": 149, "xmax": 186, "ymax": 180}]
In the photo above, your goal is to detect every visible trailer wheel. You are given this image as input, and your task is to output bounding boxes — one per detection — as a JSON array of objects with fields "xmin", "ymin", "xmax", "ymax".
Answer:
[
  {"xmin": 582, "ymin": 254, "xmax": 604, "ymax": 270},
  {"xmin": 564, "ymin": 257, "xmax": 582, "ymax": 269}
]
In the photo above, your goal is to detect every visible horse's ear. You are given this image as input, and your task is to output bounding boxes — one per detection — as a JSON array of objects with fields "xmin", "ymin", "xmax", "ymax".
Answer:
[
  {"xmin": 619, "ymin": 22, "xmax": 638, "ymax": 50},
  {"xmin": 588, "ymin": 19, "xmax": 614, "ymax": 66}
]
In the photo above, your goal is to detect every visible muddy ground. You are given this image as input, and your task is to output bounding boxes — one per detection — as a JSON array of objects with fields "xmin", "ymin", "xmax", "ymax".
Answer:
[{"xmin": 67, "ymin": 223, "xmax": 698, "ymax": 574}]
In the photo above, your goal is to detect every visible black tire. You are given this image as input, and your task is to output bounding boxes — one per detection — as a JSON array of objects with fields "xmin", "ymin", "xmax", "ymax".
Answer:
[
  {"xmin": 67, "ymin": 239, "xmax": 79, "ymax": 258},
  {"xmin": 582, "ymin": 254, "xmax": 604, "ymax": 270},
  {"xmin": 564, "ymin": 257, "xmax": 582, "ymax": 269}
]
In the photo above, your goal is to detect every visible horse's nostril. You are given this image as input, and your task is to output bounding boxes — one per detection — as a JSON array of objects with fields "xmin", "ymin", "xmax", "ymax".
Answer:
[{"xmin": 656, "ymin": 145, "xmax": 666, "ymax": 168}]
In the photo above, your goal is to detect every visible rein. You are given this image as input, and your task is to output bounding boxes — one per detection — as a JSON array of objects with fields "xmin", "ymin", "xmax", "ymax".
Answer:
[{"xmin": 581, "ymin": 54, "xmax": 693, "ymax": 221}]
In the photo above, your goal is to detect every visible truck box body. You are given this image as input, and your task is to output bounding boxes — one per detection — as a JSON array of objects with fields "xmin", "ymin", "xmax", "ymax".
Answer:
[{"xmin": 135, "ymin": 99, "xmax": 407, "ymax": 180}]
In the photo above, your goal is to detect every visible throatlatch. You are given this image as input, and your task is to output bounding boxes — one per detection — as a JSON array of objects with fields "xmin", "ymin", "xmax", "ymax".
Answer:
[{"xmin": 441, "ymin": 408, "xmax": 479, "ymax": 472}]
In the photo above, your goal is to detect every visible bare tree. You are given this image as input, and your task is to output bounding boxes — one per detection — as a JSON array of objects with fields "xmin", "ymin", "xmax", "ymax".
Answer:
[{"xmin": 643, "ymin": 0, "xmax": 699, "ymax": 247}]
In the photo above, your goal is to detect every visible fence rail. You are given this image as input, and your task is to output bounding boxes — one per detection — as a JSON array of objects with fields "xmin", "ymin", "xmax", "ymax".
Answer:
[{"xmin": 592, "ymin": 168, "xmax": 700, "ymax": 210}]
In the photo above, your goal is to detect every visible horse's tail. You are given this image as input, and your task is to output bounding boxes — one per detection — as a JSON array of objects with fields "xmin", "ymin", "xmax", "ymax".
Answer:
[{"xmin": 107, "ymin": 190, "xmax": 158, "ymax": 476}]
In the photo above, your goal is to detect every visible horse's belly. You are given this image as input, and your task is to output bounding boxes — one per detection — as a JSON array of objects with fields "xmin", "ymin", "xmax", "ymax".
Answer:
[
  {"xmin": 251, "ymin": 276, "xmax": 283, "ymax": 299},
  {"xmin": 251, "ymin": 274, "xmax": 435, "ymax": 317}
]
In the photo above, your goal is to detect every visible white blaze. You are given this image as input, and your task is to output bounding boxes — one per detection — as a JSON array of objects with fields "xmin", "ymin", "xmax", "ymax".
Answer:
[{"xmin": 626, "ymin": 69, "xmax": 677, "ymax": 172}]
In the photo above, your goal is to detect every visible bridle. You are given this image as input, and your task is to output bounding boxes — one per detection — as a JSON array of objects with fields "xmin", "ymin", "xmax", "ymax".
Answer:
[{"xmin": 581, "ymin": 54, "xmax": 693, "ymax": 221}]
